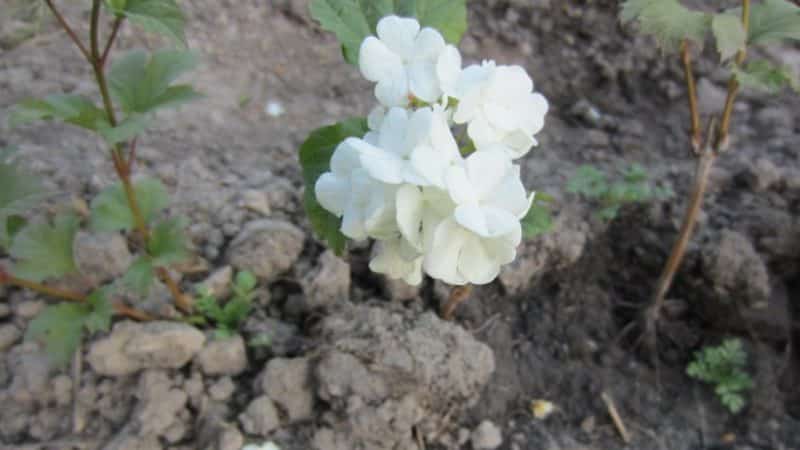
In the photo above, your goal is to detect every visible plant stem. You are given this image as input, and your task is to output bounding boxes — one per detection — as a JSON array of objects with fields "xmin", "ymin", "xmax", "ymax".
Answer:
[
  {"xmin": 716, "ymin": 0, "xmax": 751, "ymax": 151},
  {"xmin": 158, "ymin": 268, "xmax": 192, "ymax": 313},
  {"xmin": 680, "ymin": 40, "xmax": 701, "ymax": 152},
  {"xmin": 3, "ymin": 274, "xmax": 86, "ymax": 303},
  {"xmin": 43, "ymin": 0, "xmax": 92, "ymax": 62},
  {"xmin": 442, "ymin": 285, "xmax": 472, "ymax": 320},
  {"xmin": 101, "ymin": 17, "xmax": 124, "ymax": 67}
]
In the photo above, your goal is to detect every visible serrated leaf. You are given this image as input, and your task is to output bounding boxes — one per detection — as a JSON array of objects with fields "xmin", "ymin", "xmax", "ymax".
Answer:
[
  {"xmin": 733, "ymin": 60, "xmax": 800, "ymax": 93},
  {"xmin": 712, "ymin": 13, "xmax": 746, "ymax": 61},
  {"xmin": 566, "ymin": 165, "xmax": 608, "ymax": 198},
  {"xmin": 620, "ymin": 0, "xmax": 711, "ymax": 51},
  {"xmin": 234, "ymin": 270, "xmax": 257, "ymax": 293},
  {"xmin": 0, "ymin": 161, "xmax": 43, "ymax": 250},
  {"xmin": 96, "ymin": 115, "xmax": 151, "ymax": 144},
  {"xmin": 90, "ymin": 178, "xmax": 169, "ymax": 232},
  {"xmin": 299, "ymin": 118, "xmax": 368, "ymax": 255},
  {"xmin": 85, "ymin": 288, "xmax": 113, "ymax": 334},
  {"xmin": 745, "ymin": 0, "xmax": 800, "ymax": 45},
  {"xmin": 10, "ymin": 214, "xmax": 80, "ymax": 282},
  {"xmin": 108, "ymin": 49, "xmax": 201, "ymax": 115},
  {"xmin": 521, "ymin": 199, "xmax": 553, "ymax": 239},
  {"xmin": 108, "ymin": 0, "xmax": 186, "ymax": 45},
  {"xmin": 25, "ymin": 302, "xmax": 88, "ymax": 367},
  {"xmin": 310, "ymin": 0, "xmax": 466, "ymax": 65},
  {"xmin": 121, "ymin": 256, "xmax": 155, "ymax": 296},
  {"xmin": 147, "ymin": 217, "xmax": 188, "ymax": 266},
  {"xmin": 9, "ymin": 94, "xmax": 109, "ymax": 131}
]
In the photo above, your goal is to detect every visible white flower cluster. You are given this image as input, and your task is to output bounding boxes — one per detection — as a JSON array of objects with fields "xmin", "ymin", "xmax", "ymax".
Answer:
[{"xmin": 315, "ymin": 15, "xmax": 549, "ymax": 286}]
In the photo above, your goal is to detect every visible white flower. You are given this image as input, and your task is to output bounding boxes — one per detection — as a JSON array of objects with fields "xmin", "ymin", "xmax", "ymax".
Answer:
[
  {"xmin": 359, "ymin": 16, "xmax": 462, "ymax": 107},
  {"xmin": 451, "ymin": 61, "xmax": 549, "ymax": 158},
  {"xmin": 314, "ymin": 139, "xmax": 397, "ymax": 241},
  {"xmin": 370, "ymin": 235, "xmax": 423, "ymax": 285},
  {"xmin": 356, "ymin": 106, "xmax": 461, "ymax": 189},
  {"xmin": 423, "ymin": 150, "xmax": 533, "ymax": 285}
]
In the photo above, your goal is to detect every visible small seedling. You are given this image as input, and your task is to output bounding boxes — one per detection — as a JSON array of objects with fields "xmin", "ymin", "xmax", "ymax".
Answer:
[
  {"xmin": 192, "ymin": 271, "xmax": 257, "ymax": 339},
  {"xmin": 566, "ymin": 164, "xmax": 672, "ymax": 220},
  {"xmin": 687, "ymin": 339, "xmax": 753, "ymax": 413}
]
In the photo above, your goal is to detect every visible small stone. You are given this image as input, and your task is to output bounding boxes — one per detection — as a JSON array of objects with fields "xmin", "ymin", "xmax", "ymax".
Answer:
[
  {"xmin": 208, "ymin": 376, "xmax": 236, "ymax": 401},
  {"xmin": 243, "ymin": 316, "xmax": 302, "ymax": 356},
  {"xmin": 88, "ymin": 321, "xmax": 206, "ymax": 376},
  {"xmin": 0, "ymin": 303, "xmax": 10, "ymax": 318},
  {"xmin": 741, "ymin": 158, "xmax": 782, "ymax": 192},
  {"xmin": 73, "ymin": 231, "xmax": 133, "ymax": 285},
  {"xmin": 300, "ymin": 250, "xmax": 350, "ymax": 310},
  {"xmin": 104, "ymin": 434, "xmax": 164, "ymax": 450},
  {"xmin": 260, "ymin": 357, "xmax": 314, "ymax": 422},
  {"xmin": 197, "ymin": 266, "xmax": 234, "ymax": 298},
  {"xmin": 215, "ymin": 425, "xmax": 245, "ymax": 450},
  {"xmin": 471, "ymin": 420, "xmax": 503, "ymax": 450},
  {"xmin": 196, "ymin": 335, "xmax": 248, "ymax": 376},
  {"xmin": 0, "ymin": 324, "xmax": 21, "ymax": 352},
  {"xmin": 239, "ymin": 395, "xmax": 281, "ymax": 437},
  {"xmin": 14, "ymin": 300, "xmax": 45, "ymax": 319},
  {"xmin": 241, "ymin": 189, "xmax": 272, "ymax": 216},
  {"xmin": 226, "ymin": 219, "xmax": 305, "ymax": 281}
]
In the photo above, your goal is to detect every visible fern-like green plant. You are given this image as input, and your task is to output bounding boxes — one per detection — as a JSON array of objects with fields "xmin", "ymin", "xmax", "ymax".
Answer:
[
  {"xmin": 191, "ymin": 271, "xmax": 257, "ymax": 339},
  {"xmin": 687, "ymin": 339, "xmax": 753, "ymax": 413}
]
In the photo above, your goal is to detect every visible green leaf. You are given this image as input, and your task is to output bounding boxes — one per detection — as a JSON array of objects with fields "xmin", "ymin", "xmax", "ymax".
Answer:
[
  {"xmin": 221, "ymin": 296, "xmax": 252, "ymax": 328},
  {"xmin": 85, "ymin": 288, "xmax": 113, "ymax": 334},
  {"xmin": 566, "ymin": 165, "xmax": 608, "ymax": 198},
  {"xmin": 9, "ymin": 94, "xmax": 109, "ymax": 131},
  {"xmin": 620, "ymin": 0, "xmax": 711, "ymax": 51},
  {"xmin": 147, "ymin": 217, "xmax": 188, "ymax": 266},
  {"xmin": 0, "ymin": 161, "xmax": 43, "ymax": 250},
  {"xmin": 10, "ymin": 214, "xmax": 80, "ymax": 282},
  {"xmin": 234, "ymin": 270, "xmax": 257, "ymax": 293},
  {"xmin": 121, "ymin": 257, "xmax": 155, "ymax": 296},
  {"xmin": 733, "ymin": 60, "xmax": 800, "ymax": 93},
  {"xmin": 96, "ymin": 115, "xmax": 151, "ymax": 144},
  {"xmin": 310, "ymin": 0, "xmax": 466, "ymax": 65},
  {"xmin": 745, "ymin": 0, "xmax": 800, "ymax": 45},
  {"xmin": 108, "ymin": 49, "xmax": 201, "ymax": 115},
  {"xmin": 90, "ymin": 178, "xmax": 169, "ymax": 232},
  {"xmin": 107, "ymin": 0, "xmax": 186, "ymax": 45},
  {"xmin": 712, "ymin": 13, "xmax": 747, "ymax": 61},
  {"xmin": 299, "ymin": 118, "xmax": 369, "ymax": 255},
  {"xmin": 521, "ymin": 199, "xmax": 553, "ymax": 239},
  {"xmin": 25, "ymin": 302, "xmax": 88, "ymax": 367}
]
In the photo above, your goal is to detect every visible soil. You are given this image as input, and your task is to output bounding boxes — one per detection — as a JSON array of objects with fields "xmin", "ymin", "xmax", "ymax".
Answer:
[{"xmin": 1, "ymin": 0, "xmax": 800, "ymax": 449}]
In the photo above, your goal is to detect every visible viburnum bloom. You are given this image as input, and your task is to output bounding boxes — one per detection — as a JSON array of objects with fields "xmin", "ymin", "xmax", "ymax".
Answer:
[
  {"xmin": 359, "ymin": 16, "xmax": 461, "ymax": 107},
  {"xmin": 314, "ymin": 139, "xmax": 397, "ymax": 241},
  {"xmin": 450, "ymin": 61, "xmax": 549, "ymax": 158},
  {"xmin": 423, "ymin": 150, "xmax": 533, "ymax": 285},
  {"xmin": 356, "ymin": 106, "xmax": 461, "ymax": 189}
]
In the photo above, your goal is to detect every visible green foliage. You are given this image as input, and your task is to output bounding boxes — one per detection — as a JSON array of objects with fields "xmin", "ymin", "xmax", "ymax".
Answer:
[
  {"xmin": 193, "ymin": 271, "xmax": 257, "ymax": 339},
  {"xmin": 567, "ymin": 164, "xmax": 672, "ymax": 221},
  {"xmin": 105, "ymin": 0, "xmax": 187, "ymax": 46},
  {"xmin": 745, "ymin": 0, "xmax": 800, "ymax": 45},
  {"xmin": 733, "ymin": 60, "xmax": 800, "ymax": 93},
  {"xmin": 121, "ymin": 256, "xmax": 156, "ymax": 295},
  {"xmin": 712, "ymin": 13, "xmax": 746, "ymax": 61},
  {"xmin": 25, "ymin": 289, "xmax": 113, "ymax": 367},
  {"xmin": 521, "ymin": 195, "xmax": 553, "ymax": 239},
  {"xmin": 687, "ymin": 339, "xmax": 753, "ymax": 414},
  {"xmin": 0, "ymin": 156, "xmax": 42, "ymax": 250},
  {"xmin": 10, "ymin": 214, "xmax": 80, "ymax": 282},
  {"xmin": 90, "ymin": 178, "xmax": 169, "ymax": 232},
  {"xmin": 620, "ymin": 0, "xmax": 711, "ymax": 51},
  {"xmin": 310, "ymin": 0, "xmax": 467, "ymax": 65},
  {"xmin": 10, "ymin": 94, "xmax": 109, "ymax": 131},
  {"xmin": 299, "ymin": 118, "xmax": 369, "ymax": 255},
  {"xmin": 108, "ymin": 49, "xmax": 202, "ymax": 116},
  {"xmin": 147, "ymin": 217, "xmax": 189, "ymax": 266}
]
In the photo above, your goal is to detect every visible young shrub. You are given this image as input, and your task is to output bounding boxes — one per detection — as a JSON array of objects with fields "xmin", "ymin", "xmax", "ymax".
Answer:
[{"xmin": 687, "ymin": 339, "xmax": 753, "ymax": 413}]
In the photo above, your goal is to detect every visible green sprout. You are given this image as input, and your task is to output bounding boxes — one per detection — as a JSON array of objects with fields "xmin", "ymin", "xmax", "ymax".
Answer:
[{"xmin": 687, "ymin": 339, "xmax": 753, "ymax": 414}]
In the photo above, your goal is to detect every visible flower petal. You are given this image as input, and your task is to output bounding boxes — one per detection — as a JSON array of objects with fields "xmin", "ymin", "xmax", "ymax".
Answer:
[
  {"xmin": 488, "ymin": 65, "xmax": 533, "ymax": 104},
  {"xmin": 408, "ymin": 62, "xmax": 441, "ymax": 103},
  {"xmin": 424, "ymin": 217, "xmax": 468, "ymax": 285},
  {"xmin": 453, "ymin": 204, "xmax": 489, "ymax": 236},
  {"xmin": 330, "ymin": 138, "xmax": 364, "ymax": 174},
  {"xmin": 445, "ymin": 165, "xmax": 478, "ymax": 205},
  {"xmin": 375, "ymin": 70, "xmax": 410, "ymax": 107},
  {"xmin": 314, "ymin": 172, "xmax": 349, "ymax": 216},
  {"xmin": 466, "ymin": 115, "xmax": 499, "ymax": 148},
  {"xmin": 410, "ymin": 144, "xmax": 448, "ymax": 188},
  {"xmin": 354, "ymin": 140, "xmax": 405, "ymax": 184},
  {"xmin": 378, "ymin": 107, "xmax": 411, "ymax": 157},
  {"xmin": 481, "ymin": 205, "xmax": 520, "ymax": 237},
  {"xmin": 396, "ymin": 184, "xmax": 424, "ymax": 249},
  {"xmin": 436, "ymin": 45, "xmax": 462, "ymax": 96},
  {"xmin": 458, "ymin": 237, "xmax": 500, "ymax": 284},
  {"xmin": 484, "ymin": 164, "xmax": 530, "ymax": 217},
  {"xmin": 370, "ymin": 238, "xmax": 423, "ymax": 285},
  {"xmin": 500, "ymin": 130, "xmax": 535, "ymax": 157},
  {"xmin": 359, "ymin": 36, "xmax": 403, "ymax": 82},
  {"xmin": 465, "ymin": 150, "xmax": 512, "ymax": 201},
  {"xmin": 376, "ymin": 16, "xmax": 420, "ymax": 60},
  {"xmin": 341, "ymin": 199, "xmax": 366, "ymax": 240},
  {"xmin": 413, "ymin": 27, "xmax": 446, "ymax": 61},
  {"xmin": 367, "ymin": 105, "xmax": 387, "ymax": 131}
]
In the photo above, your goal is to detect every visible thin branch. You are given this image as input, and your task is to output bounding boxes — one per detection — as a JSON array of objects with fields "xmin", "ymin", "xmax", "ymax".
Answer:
[
  {"xmin": 43, "ymin": 0, "xmax": 92, "ymax": 62},
  {"xmin": 715, "ymin": 0, "xmax": 751, "ymax": 151},
  {"xmin": 89, "ymin": 0, "xmax": 101, "ymax": 62},
  {"xmin": 680, "ymin": 40, "xmax": 701, "ymax": 153},
  {"xmin": 442, "ymin": 285, "xmax": 472, "ymax": 320},
  {"xmin": 2, "ymin": 274, "xmax": 86, "ymax": 303},
  {"xmin": 158, "ymin": 268, "xmax": 193, "ymax": 313},
  {"xmin": 101, "ymin": 17, "xmax": 124, "ymax": 67}
]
